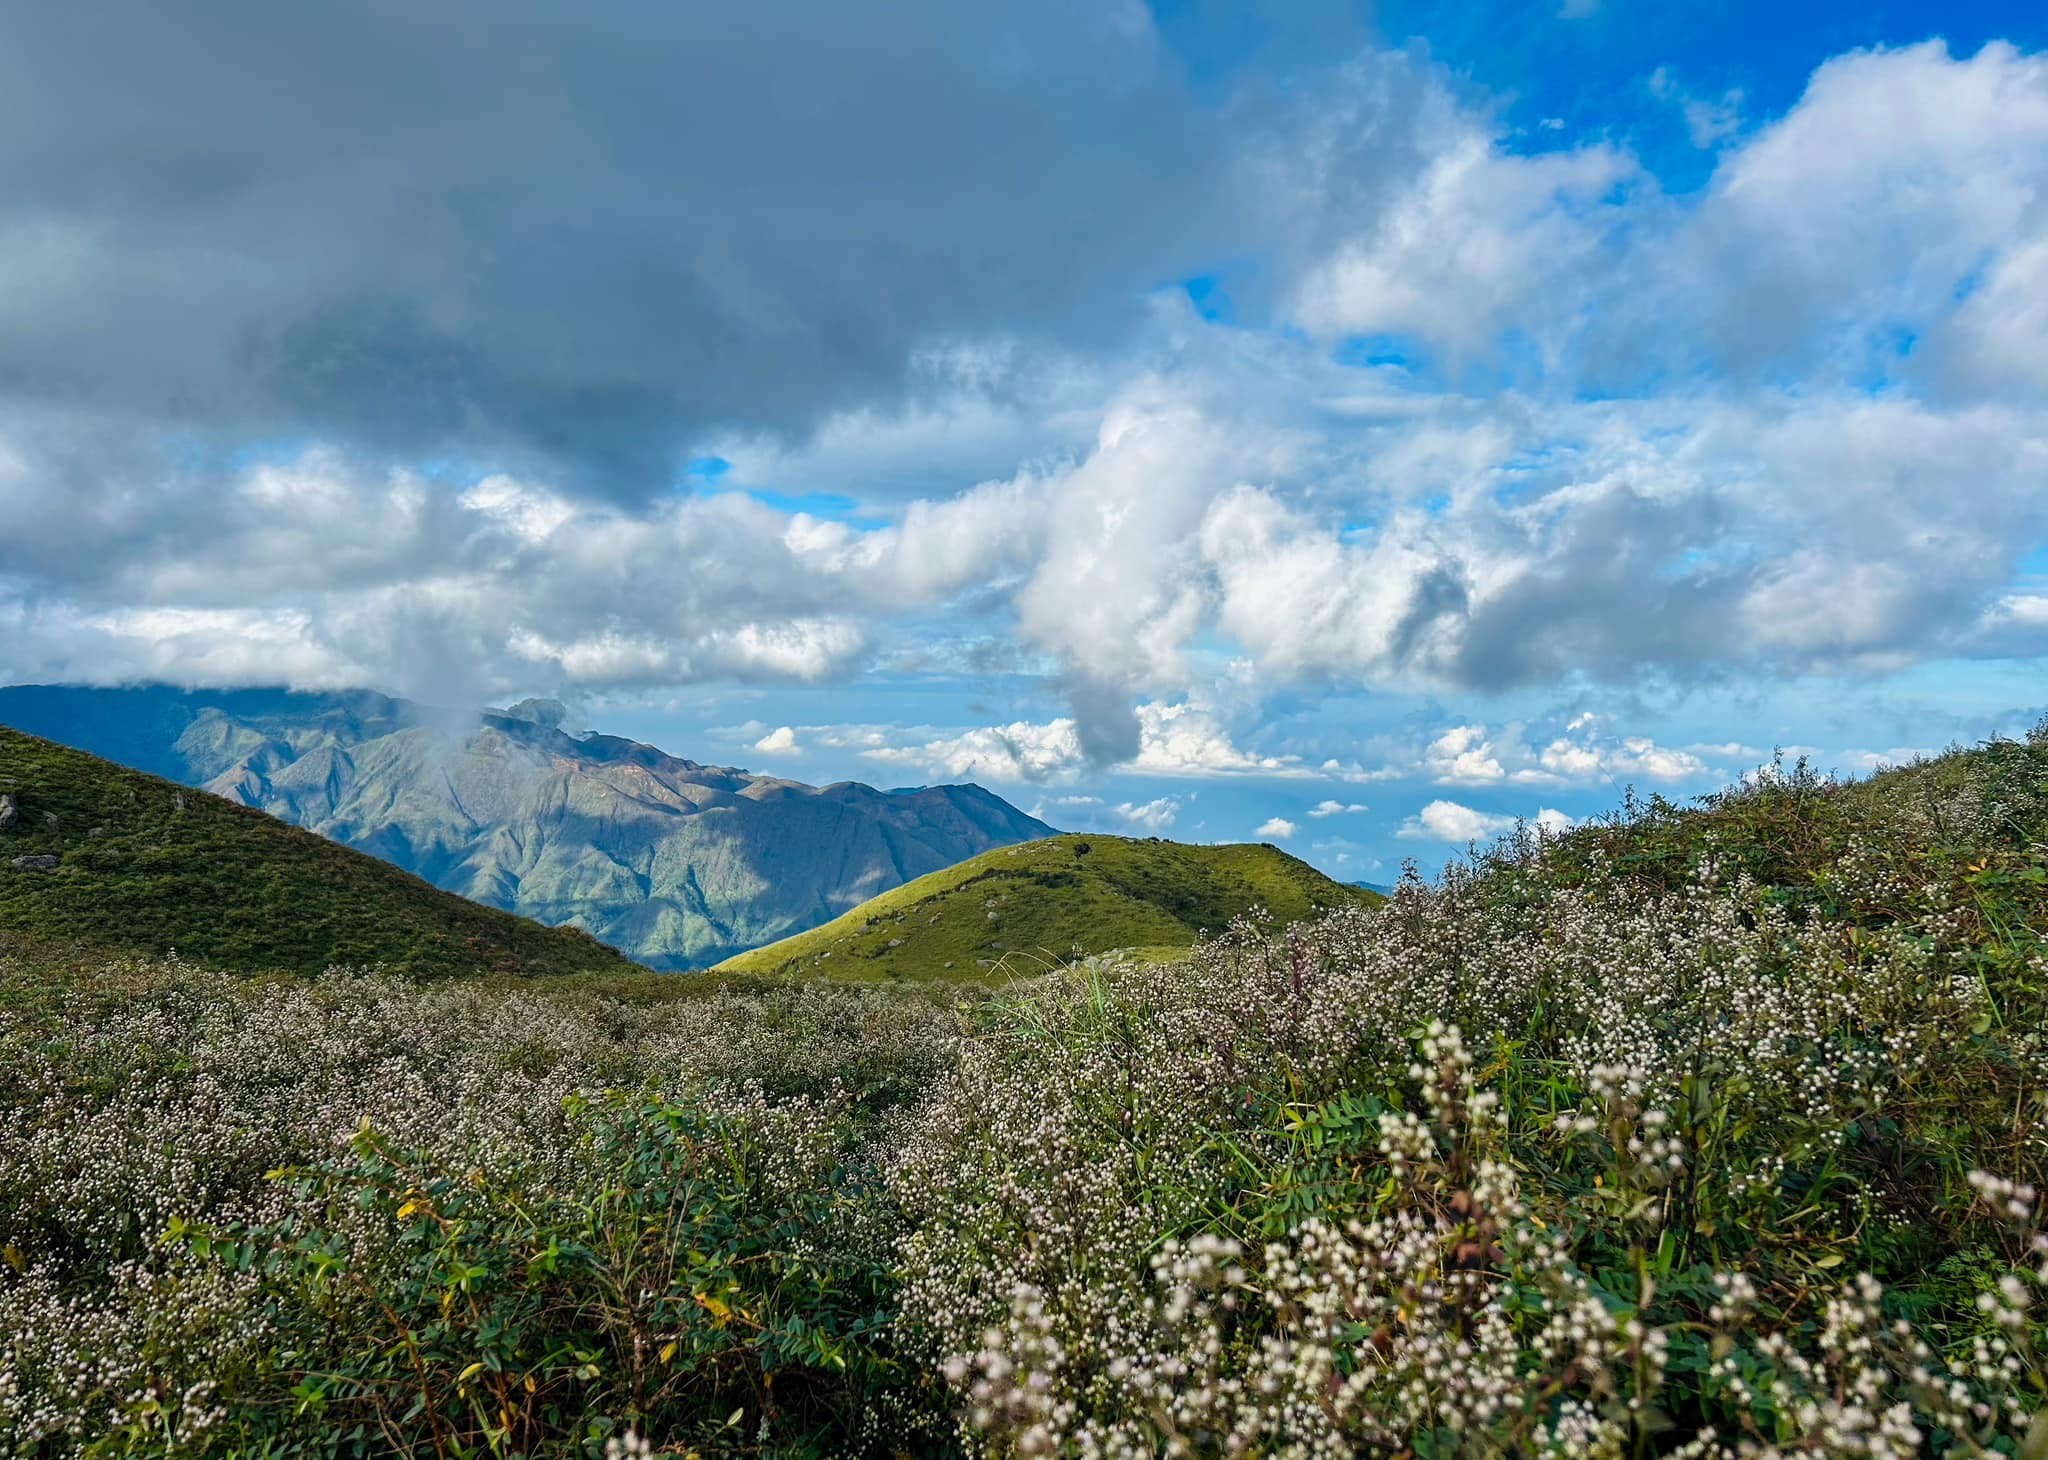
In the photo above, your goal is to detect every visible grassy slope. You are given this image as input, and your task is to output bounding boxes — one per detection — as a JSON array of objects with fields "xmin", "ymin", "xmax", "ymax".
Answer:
[
  {"xmin": 716, "ymin": 832, "xmax": 1380, "ymax": 981},
  {"xmin": 0, "ymin": 725, "xmax": 643, "ymax": 978}
]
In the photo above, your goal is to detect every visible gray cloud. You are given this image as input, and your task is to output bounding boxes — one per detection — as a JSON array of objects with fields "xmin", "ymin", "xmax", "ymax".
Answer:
[{"xmin": 0, "ymin": 2, "xmax": 1260, "ymax": 495}]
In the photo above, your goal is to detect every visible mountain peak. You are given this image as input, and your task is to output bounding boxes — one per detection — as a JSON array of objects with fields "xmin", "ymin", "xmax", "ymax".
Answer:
[{"xmin": 494, "ymin": 697, "xmax": 569, "ymax": 730}]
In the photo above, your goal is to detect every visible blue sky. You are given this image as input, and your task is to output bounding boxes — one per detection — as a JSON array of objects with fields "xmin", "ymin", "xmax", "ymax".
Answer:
[{"xmin": 0, "ymin": 0, "xmax": 2044, "ymax": 881}]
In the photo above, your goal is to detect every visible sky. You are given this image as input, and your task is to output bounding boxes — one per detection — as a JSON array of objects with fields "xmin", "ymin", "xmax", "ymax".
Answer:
[{"xmin": 2, "ymin": 0, "xmax": 2046, "ymax": 883}]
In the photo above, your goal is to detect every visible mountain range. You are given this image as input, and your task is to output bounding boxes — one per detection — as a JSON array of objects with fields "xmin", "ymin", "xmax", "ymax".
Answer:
[{"xmin": 0, "ymin": 684, "xmax": 1053, "ymax": 969}]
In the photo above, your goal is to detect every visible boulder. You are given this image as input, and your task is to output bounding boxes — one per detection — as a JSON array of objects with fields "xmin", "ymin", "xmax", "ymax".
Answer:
[{"xmin": 10, "ymin": 854, "xmax": 59, "ymax": 871}]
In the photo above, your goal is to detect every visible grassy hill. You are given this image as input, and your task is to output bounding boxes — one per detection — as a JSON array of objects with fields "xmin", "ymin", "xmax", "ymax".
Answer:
[
  {"xmin": 716, "ymin": 832, "xmax": 1379, "ymax": 981},
  {"xmin": 0, "ymin": 725, "xmax": 642, "ymax": 977}
]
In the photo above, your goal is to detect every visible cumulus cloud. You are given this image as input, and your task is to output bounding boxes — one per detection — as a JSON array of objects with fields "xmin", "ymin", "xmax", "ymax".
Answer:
[
  {"xmin": 857, "ymin": 699, "xmax": 1332, "ymax": 784},
  {"xmin": 1398, "ymin": 799, "xmax": 1574, "ymax": 843},
  {"xmin": 867, "ymin": 718, "xmax": 1086, "ymax": 784},
  {"xmin": 752, "ymin": 725, "xmax": 801, "ymax": 756},
  {"xmin": 1424, "ymin": 725, "xmax": 1509, "ymax": 785},
  {"xmin": 1116, "ymin": 797, "xmax": 1180, "ymax": 832},
  {"xmin": 1386, "ymin": 717, "xmax": 1715, "ymax": 787},
  {"xmin": 1255, "ymin": 816, "xmax": 1298, "ymax": 839},
  {"xmin": 1309, "ymin": 799, "xmax": 1368, "ymax": 817}
]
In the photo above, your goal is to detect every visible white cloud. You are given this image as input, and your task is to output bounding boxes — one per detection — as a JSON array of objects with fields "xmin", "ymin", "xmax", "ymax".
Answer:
[
  {"xmin": 867, "ymin": 718, "xmax": 1086, "ymax": 784},
  {"xmin": 1131, "ymin": 701, "xmax": 1312, "ymax": 777},
  {"xmin": 1309, "ymin": 799, "xmax": 1367, "ymax": 817},
  {"xmin": 1988, "ymin": 593, "xmax": 2048, "ymax": 628},
  {"xmin": 1255, "ymin": 816, "xmax": 1298, "ymax": 840},
  {"xmin": 858, "ymin": 698, "xmax": 1337, "ymax": 784},
  {"xmin": 1425, "ymin": 724, "xmax": 1508, "ymax": 784},
  {"xmin": 459, "ymin": 475, "xmax": 576, "ymax": 544},
  {"xmin": 1397, "ymin": 799, "xmax": 1574, "ymax": 843},
  {"xmin": 1537, "ymin": 731, "xmax": 1709, "ymax": 783},
  {"xmin": 1650, "ymin": 67, "xmax": 1745, "ymax": 149},
  {"xmin": 1837, "ymin": 746, "xmax": 1937, "ymax": 773},
  {"xmin": 1388, "ymin": 718, "xmax": 1716, "ymax": 788},
  {"xmin": 1116, "ymin": 797, "xmax": 1180, "ymax": 832},
  {"xmin": 1288, "ymin": 112, "xmax": 1642, "ymax": 360},
  {"xmin": 752, "ymin": 725, "xmax": 801, "ymax": 756}
]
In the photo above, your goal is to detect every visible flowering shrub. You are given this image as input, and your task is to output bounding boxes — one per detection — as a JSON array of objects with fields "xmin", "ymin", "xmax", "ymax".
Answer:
[
  {"xmin": 2, "ymin": 730, "xmax": 2046, "ymax": 1455},
  {"xmin": 0, "ymin": 966, "xmax": 960, "ymax": 1455}
]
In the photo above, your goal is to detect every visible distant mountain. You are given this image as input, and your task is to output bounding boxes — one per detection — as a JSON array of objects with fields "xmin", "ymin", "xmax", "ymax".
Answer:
[
  {"xmin": 0, "ymin": 685, "xmax": 1055, "ymax": 970},
  {"xmin": 717, "ymin": 833, "xmax": 1380, "ymax": 982},
  {"xmin": 0, "ymin": 726, "xmax": 640, "ymax": 977}
]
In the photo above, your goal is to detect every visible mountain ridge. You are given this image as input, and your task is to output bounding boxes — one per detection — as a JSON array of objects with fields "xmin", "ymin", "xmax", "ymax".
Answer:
[{"xmin": 0, "ymin": 684, "xmax": 1055, "ymax": 969}]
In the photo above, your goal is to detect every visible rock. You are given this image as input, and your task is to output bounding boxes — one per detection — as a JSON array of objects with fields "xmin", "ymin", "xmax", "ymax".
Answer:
[
  {"xmin": 10, "ymin": 854, "xmax": 59, "ymax": 871},
  {"xmin": 0, "ymin": 794, "xmax": 15, "ymax": 831}
]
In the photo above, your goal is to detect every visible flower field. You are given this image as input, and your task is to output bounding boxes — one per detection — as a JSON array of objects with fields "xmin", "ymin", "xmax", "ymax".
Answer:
[{"xmin": 3, "ymin": 734, "xmax": 2045, "ymax": 1456}]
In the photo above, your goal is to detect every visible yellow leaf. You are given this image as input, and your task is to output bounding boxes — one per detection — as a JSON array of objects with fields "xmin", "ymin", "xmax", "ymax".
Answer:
[
  {"xmin": 524, "ymin": 1373, "xmax": 536, "ymax": 1393},
  {"xmin": 696, "ymin": 1292, "xmax": 732, "ymax": 1325},
  {"xmin": 396, "ymin": 1200, "xmax": 421, "ymax": 1220},
  {"xmin": 2, "ymin": 1244, "xmax": 23, "ymax": 1273},
  {"xmin": 458, "ymin": 1362, "xmax": 486, "ymax": 1384},
  {"xmin": 661, "ymin": 1340, "xmax": 678, "ymax": 1364},
  {"xmin": 1814, "ymin": 1252, "xmax": 1844, "ymax": 1269}
]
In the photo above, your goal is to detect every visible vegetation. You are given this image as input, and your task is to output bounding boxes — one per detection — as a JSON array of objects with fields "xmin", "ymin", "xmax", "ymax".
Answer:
[
  {"xmin": 716, "ymin": 833, "xmax": 1377, "ymax": 982},
  {"xmin": 0, "ymin": 727, "xmax": 640, "ymax": 978},
  {"xmin": 2, "ymin": 731, "xmax": 2046, "ymax": 1456}
]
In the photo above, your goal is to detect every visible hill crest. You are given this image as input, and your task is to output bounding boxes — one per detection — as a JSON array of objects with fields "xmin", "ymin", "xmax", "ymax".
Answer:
[{"xmin": 717, "ymin": 832, "xmax": 1379, "ymax": 982}]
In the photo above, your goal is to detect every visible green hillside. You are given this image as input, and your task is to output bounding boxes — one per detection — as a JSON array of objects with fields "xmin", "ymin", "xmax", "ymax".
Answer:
[
  {"xmin": 0, "ymin": 725, "xmax": 642, "ymax": 978},
  {"xmin": 716, "ymin": 832, "xmax": 1379, "ymax": 981}
]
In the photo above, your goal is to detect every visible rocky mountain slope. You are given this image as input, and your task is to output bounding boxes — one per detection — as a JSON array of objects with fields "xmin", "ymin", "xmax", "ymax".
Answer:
[
  {"xmin": 717, "ymin": 832, "xmax": 1380, "ymax": 982},
  {"xmin": 0, "ymin": 726, "xmax": 640, "ymax": 977},
  {"xmin": 0, "ymin": 685, "xmax": 1054, "ymax": 969}
]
